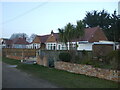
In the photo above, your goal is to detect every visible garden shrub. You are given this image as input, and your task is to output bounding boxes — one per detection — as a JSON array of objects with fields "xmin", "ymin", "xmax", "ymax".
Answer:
[
  {"xmin": 82, "ymin": 50, "xmax": 88, "ymax": 56},
  {"xmin": 106, "ymin": 50, "xmax": 120, "ymax": 70},
  {"xmin": 59, "ymin": 52, "xmax": 71, "ymax": 62}
]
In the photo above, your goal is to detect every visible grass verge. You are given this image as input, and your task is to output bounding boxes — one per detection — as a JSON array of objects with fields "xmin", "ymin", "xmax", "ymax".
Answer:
[{"xmin": 2, "ymin": 57, "xmax": 119, "ymax": 88}]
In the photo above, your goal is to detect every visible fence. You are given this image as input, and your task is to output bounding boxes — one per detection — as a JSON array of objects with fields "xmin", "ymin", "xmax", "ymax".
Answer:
[
  {"xmin": 2, "ymin": 48, "xmax": 37, "ymax": 59},
  {"xmin": 92, "ymin": 44, "xmax": 114, "ymax": 56}
]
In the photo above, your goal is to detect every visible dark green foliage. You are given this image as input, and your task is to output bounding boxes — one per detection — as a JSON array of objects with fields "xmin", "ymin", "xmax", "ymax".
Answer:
[
  {"xmin": 58, "ymin": 21, "xmax": 85, "ymax": 51},
  {"xmin": 106, "ymin": 50, "xmax": 120, "ymax": 70},
  {"xmin": 83, "ymin": 10, "xmax": 120, "ymax": 42},
  {"xmin": 82, "ymin": 50, "xmax": 88, "ymax": 56},
  {"xmin": 59, "ymin": 52, "xmax": 71, "ymax": 62}
]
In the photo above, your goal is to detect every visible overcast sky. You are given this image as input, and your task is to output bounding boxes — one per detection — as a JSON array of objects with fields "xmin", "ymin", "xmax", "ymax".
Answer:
[{"xmin": 0, "ymin": 0, "xmax": 119, "ymax": 38}]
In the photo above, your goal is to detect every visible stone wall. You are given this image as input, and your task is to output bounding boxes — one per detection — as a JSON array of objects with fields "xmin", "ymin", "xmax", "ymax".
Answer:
[
  {"xmin": 36, "ymin": 55, "xmax": 48, "ymax": 67},
  {"xmin": 55, "ymin": 61, "xmax": 120, "ymax": 82}
]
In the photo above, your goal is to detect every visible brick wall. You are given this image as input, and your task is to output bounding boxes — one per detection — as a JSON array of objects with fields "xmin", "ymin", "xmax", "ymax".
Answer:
[{"xmin": 55, "ymin": 61, "xmax": 120, "ymax": 82}]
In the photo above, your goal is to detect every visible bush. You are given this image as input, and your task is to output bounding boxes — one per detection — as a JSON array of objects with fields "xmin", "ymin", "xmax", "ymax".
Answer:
[
  {"xmin": 106, "ymin": 50, "xmax": 120, "ymax": 70},
  {"xmin": 82, "ymin": 50, "xmax": 88, "ymax": 56},
  {"xmin": 59, "ymin": 52, "xmax": 71, "ymax": 62}
]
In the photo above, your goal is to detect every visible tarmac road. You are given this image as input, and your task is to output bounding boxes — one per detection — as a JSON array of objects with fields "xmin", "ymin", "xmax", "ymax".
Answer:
[{"xmin": 2, "ymin": 62, "xmax": 59, "ymax": 88}]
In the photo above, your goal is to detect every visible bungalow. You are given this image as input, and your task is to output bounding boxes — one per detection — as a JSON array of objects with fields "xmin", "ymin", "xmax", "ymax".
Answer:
[
  {"xmin": 12, "ymin": 37, "xmax": 29, "ymax": 48},
  {"xmin": 28, "ymin": 34, "xmax": 49, "ymax": 49},
  {"xmin": 0, "ymin": 38, "xmax": 12, "ymax": 48},
  {"xmin": 76, "ymin": 26, "xmax": 108, "ymax": 51},
  {"xmin": 0, "ymin": 37, "xmax": 29, "ymax": 48},
  {"xmin": 30, "ymin": 26, "xmax": 114, "ymax": 51}
]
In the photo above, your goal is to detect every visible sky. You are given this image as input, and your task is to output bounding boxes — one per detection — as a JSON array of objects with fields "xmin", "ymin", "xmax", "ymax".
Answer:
[{"xmin": 0, "ymin": 0, "xmax": 119, "ymax": 38}]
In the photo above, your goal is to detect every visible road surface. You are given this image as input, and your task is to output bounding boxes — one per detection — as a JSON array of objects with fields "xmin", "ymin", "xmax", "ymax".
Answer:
[{"xmin": 2, "ymin": 63, "xmax": 59, "ymax": 88}]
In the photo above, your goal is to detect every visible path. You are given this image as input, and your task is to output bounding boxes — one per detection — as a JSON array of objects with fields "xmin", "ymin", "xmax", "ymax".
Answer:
[{"xmin": 2, "ymin": 63, "xmax": 59, "ymax": 88}]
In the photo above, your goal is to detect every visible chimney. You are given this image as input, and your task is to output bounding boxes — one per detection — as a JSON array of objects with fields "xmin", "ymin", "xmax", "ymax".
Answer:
[{"xmin": 51, "ymin": 30, "xmax": 54, "ymax": 36}]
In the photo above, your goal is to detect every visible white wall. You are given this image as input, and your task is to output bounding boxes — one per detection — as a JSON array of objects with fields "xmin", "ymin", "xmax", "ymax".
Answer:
[
  {"xmin": 27, "ymin": 43, "xmax": 41, "ymax": 49},
  {"xmin": 57, "ymin": 43, "xmax": 67, "ymax": 50},
  {"xmin": 77, "ymin": 43, "xmax": 93, "ymax": 51},
  {"xmin": 46, "ymin": 42, "xmax": 57, "ymax": 50},
  {"xmin": 12, "ymin": 44, "xmax": 27, "ymax": 48}
]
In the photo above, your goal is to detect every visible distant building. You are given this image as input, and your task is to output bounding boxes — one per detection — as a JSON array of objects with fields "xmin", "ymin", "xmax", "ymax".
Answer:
[{"xmin": 0, "ymin": 37, "xmax": 29, "ymax": 48}]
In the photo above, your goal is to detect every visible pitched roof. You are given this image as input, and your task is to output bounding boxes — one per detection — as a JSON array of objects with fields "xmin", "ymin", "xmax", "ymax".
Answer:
[
  {"xmin": 80, "ymin": 26, "xmax": 100, "ymax": 41},
  {"xmin": 40, "ymin": 35, "xmax": 49, "ymax": 43},
  {"xmin": 32, "ymin": 33, "xmax": 59, "ymax": 43},
  {"xmin": 5, "ymin": 39, "xmax": 13, "ymax": 45},
  {"xmin": 32, "ymin": 26, "xmax": 107, "ymax": 43},
  {"xmin": 12, "ymin": 38, "xmax": 29, "ymax": 44},
  {"xmin": 0, "ymin": 38, "xmax": 13, "ymax": 45}
]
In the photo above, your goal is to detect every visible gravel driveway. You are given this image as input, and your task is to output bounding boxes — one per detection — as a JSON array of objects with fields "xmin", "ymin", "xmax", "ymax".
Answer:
[{"xmin": 2, "ymin": 63, "xmax": 59, "ymax": 88}]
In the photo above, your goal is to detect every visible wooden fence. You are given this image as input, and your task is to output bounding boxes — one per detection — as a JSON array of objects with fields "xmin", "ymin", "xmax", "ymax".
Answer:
[{"xmin": 2, "ymin": 48, "xmax": 37, "ymax": 58}]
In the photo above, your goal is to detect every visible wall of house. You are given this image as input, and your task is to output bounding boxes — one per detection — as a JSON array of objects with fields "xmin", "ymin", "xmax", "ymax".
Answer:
[
  {"xmin": 12, "ymin": 44, "xmax": 27, "ymax": 48},
  {"xmin": 27, "ymin": 43, "xmax": 41, "ymax": 49},
  {"xmin": 32, "ymin": 43, "xmax": 41, "ymax": 49},
  {"xmin": 46, "ymin": 42, "xmax": 94, "ymax": 51},
  {"xmin": 46, "ymin": 42, "xmax": 57, "ymax": 50},
  {"xmin": 77, "ymin": 43, "xmax": 93, "ymax": 51},
  {"xmin": 46, "ymin": 42, "xmax": 78, "ymax": 50},
  {"xmin": 55, "ymin": 61, "xmax": 120, "ymax": 82}
]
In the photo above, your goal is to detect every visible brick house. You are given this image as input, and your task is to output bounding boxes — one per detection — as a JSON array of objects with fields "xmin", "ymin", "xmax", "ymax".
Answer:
[
  {"xmin": 12, "ymin": 38, "xmax": 29, "ymax": 48},
  {"xmin": 0, "ymin": 37, "xmax": 29, "ymax": 48},
  {"xmin": 30, "ymin": 26, "xmax": 114, "ymax": 51}
]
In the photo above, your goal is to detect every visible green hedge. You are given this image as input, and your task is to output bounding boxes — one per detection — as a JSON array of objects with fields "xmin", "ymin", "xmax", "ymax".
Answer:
[{"xmin": 59, "ymin": 52, "xmax": 71, "ymax": 62}]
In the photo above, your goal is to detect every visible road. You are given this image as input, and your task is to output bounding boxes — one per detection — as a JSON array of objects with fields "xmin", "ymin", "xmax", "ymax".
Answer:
[{"xmin": 2, "ymin": 63, "xmax": 59, "ymax": 88}]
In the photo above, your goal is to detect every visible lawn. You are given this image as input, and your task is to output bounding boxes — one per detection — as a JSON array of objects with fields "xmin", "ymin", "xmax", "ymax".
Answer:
[{"xmin": 2, "ymin": 57, "xmax": 119, "ymax": 88}]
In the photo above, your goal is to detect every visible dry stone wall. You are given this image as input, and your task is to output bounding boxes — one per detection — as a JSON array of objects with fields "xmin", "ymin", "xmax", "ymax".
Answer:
[{"xmin": 55, "ymin": 61, "xmax": 120, "ymax": 82}]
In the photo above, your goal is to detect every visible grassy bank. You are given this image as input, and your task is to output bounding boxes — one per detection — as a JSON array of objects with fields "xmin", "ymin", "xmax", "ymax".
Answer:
[{"xmin": 2, "ymin": 57, "xmax": 119, "ymax": 88}]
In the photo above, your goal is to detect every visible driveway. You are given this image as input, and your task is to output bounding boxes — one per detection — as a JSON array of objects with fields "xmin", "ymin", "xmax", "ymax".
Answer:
[{"xmin": 2, "ymin": 63, "xmax": 59, "ymax": 88}]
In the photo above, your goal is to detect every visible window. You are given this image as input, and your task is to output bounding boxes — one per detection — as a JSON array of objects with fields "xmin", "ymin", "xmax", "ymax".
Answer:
[
  {"xmin": 58, "ymin": 45, "xmax": 61, "ymax": 50},
  {"xmin": 53, "ymin": 45, "xmax": 56, "ymax": 50}
]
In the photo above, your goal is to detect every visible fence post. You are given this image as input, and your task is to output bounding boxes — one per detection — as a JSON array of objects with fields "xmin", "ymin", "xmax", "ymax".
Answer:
[{"xmin": 22, "ymin": 49, "xmax": 24, "ymax": 60}]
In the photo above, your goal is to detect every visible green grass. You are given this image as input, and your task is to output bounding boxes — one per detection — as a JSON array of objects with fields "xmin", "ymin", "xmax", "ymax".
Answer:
[{"xmin": 2, "ymin": 57, "xmax": 119, "ymax": 88}]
